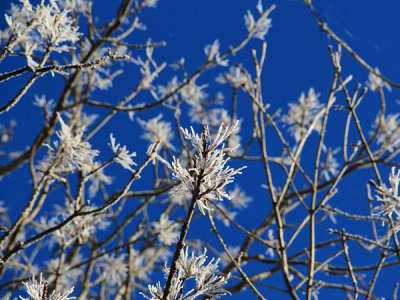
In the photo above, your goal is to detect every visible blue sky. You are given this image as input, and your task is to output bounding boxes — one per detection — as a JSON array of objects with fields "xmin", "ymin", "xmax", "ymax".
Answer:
[{"xmin": 1, "ymin": 0, "xmax": 400, "ymax": 299}]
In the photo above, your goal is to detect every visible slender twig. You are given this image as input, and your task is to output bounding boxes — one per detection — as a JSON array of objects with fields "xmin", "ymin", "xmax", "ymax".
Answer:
[
  {"xmin": 207, "ymin": 211, "xmax": 266, "ymax": 300},
  {"xmin": 303, "ymin": 0, "xmax": 400, "ymax": 90},
  {"xmin": 341, "ymin": 230, "xmax": 358, "ymax": 299}
]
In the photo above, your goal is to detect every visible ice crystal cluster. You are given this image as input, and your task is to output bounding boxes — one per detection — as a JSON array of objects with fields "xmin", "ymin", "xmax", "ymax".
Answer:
[
  {"xmin": 3, "ymin": 0, "xmax": 81, "ymax": 67},
  {"xmin": 244, "ymin": 0, "xmax": 274, "ymax": 40},
  {"xmin": 281, "ymin": 87, "xmax": 323, "ymax": 142},
  {"xmin": 142, "ymin": 247, "xmax": 229, "ymax": 300},
  {"xmin": 19, "ymin": 274, "xmax": 75, "ymax": 300},
  {"xmin": 160, "ymin": 122, "xmax": 246, "ymax": 214},
  {"xmin": 374, "ymin": 168, "xmax": 400, "ymax": 231},
  {"xmin": 366, "ymin": 68, "xmax": 392, "ymax": 92}
]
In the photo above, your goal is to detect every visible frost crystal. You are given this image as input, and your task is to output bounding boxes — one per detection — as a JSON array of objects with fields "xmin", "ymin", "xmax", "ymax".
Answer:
[
  {"xmin": 180, "ymin": 80, "xmax": 209, "ymax": 123},
  {"xmin": 58, "ymin": 0, "xmax": 90, "ymax": 13},
  {"xmin": 151, "ymin": 213, "xmax": 179, "ymax": 245},
  {"xmin": 109, "ymin": 134, "xmax": 137, "ymax": 171},
  {"xmin": 366, "ymin": 68, "xmax": 391, "ymax": 92},
  {"xmin": 229, "ymin": 184, "xmax": 253, "ymax": 209},
  {"xmin": 138, "ymin": 114, "xmax": 174, "ymax": 150},
  {"xmin": 319, "ymin": 146, "xmax": 340, "ymax": 181},
  {"xmin": 244, "ymin": 0, "xmax": 274, "ymax": 40},
  {"xmin": 159, "ymin": 122, "xmax": 246, "ymax": 214},
  {"xmin": 46, "ymin": 113, "xmax": 99, "ymax": 174},
  {"xmin": 370, "ymin": 113, "xmax": 400, "ymax": 152},
  {"xmin": 45, "ymin": 255, "xmax": 83, "ymax": 292},
  {"xmin": 41, "ymin": 200, "xmax": 110, "ymax": 246},
  {"xmin": 157, "ymin": 76, "xmax": 179, "ymax": 100},
  {"xmin": 88, "ymin": 162, "xmax": 113, "ymax": 197},
  {"xmin": 142, "ymin": 247, "xmax": 229, "ymax": 299},
  {"xmin": 374, "ymin": 168, "xmax": 400, "ymax": 231},
  {"xmin": 98, "ymin": 254, "xmax": 127, "ymax": 288},
  {"xmin": 215, "ymin": 65, "xmax": 252, "ymax": 90},
  {"xmin": 281, "ymin": 88, "xmax": 323, "ymax": 142},
  {"xmin": 204, "ymin": 39, "xmax": 228, "ymax": 66},
  {"xmin": 204, "ymin": 109, "xmax": 243, "ymax": 155},
  {"xmin": 19, "ymin": 274, "xmax": 75, "ymax": 300},
  {"xmin": 142, "ymin": 0, "xmax": 159, "ymax": 8},
  {"xmin": 5, "ymin": 0, "xmax": 80, "ymax": 54}
]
